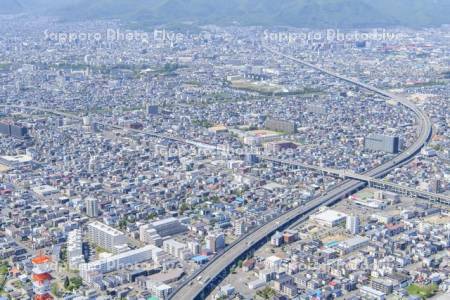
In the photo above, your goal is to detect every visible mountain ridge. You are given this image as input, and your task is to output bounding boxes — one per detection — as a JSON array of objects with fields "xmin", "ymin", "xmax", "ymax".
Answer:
[{"xmin": 3, "ymin": 0, "xmax": 450, "ymax": 28}]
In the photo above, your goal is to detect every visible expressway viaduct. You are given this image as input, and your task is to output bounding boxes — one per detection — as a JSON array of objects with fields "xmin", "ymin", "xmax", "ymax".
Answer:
[
  {"xmin": 0, "ymin": 46, "xmax": 436, "ymax": 300},
  {"xmin": 167, "ymin": 47, "xmax": 434, "ymax": 300}
]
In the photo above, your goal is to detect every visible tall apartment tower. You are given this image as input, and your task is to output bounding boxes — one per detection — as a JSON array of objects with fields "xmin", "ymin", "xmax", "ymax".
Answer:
[
  {"xmin": 346, "ymin": 215, "xmax": 361, "ymax": 234},
  {"xmin": 85, "ymin": 197, "xmax": 99, "ymax": 218}
]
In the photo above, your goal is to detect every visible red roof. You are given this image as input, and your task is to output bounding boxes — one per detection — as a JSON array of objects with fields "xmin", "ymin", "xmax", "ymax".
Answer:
[
  {"xmin": 32, "ymin": 256, "xmax": 50, "ymax": 264},
  {"xmin": 32, "ymin": 273, "xmax": 52, "ymax": 282},
  {"xmin": 34, "ymin": 295, "xmax": 53, "ymax": 300}
]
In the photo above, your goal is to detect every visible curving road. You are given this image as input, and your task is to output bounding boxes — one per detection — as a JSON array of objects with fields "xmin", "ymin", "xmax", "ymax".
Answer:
[
  {"xmin": 168, "ymin": 47, "xmax": 433, "ymax": 300},
  {"xmin": 0, "ymin": 47, "xmax": 433, "ymax": 300}
]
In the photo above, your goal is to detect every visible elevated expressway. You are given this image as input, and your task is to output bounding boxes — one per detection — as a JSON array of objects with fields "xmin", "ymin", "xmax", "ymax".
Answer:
[
  {"xmin": 260, "ymin": 156, "xmax": 450, "ymax": 206},
  {"xmin": 168, "ymin": 47, "xmax": 433, "ymax": 300},
  {"xmin": 0, "ymin": 47, "xmax": 435, "ymax": 300}
]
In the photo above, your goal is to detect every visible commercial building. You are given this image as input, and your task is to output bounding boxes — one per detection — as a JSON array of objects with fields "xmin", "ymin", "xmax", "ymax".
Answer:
[
  {"xmin": 310, "ymin": 209, "xmax": 347, "ymax": 227},
  {"xmin": 87, "ymin": 221, "xmax": 127, "ymax": 254},
  {"xmin": 364, "ymin": 134, "xmax": 400, "ymax": 154},
  {"xmin": 244, "ymin": 130, "xmax": 282, "ymax": 146}
]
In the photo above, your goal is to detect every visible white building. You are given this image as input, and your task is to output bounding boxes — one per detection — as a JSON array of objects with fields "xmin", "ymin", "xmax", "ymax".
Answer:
[
  {"xmin": 67, "ymin": 229, "xmax": 84, "ymax": 270},
  {"xmin": 87, "ymin": 221, "xmax": 127, "ymax": 254},
  {"xmin": 265, "ymin": 255, "xmax": 282, "ymax": 271},
  {"xmin": 339, "ymin": 236, "xmax": 370, "ymax": 254},
  {"xmin": 346, "ymin": 215, "xmax": 361, "ymax": 234},
  {"xmin": 163, "ymin": 239, "xmax": 192, "ymax": 260},
  {"xmin": 140, "ymin": 217, "xmax": 187, "ymax": 246},
  {"xmin": 206, "ymin": 232, "xmax": 225, "ymax": 253},
  {"xmin": 143, "ymin": 280, "xmax": 173, "ymax": 300},
  {"xmin": 310, "ymin": 208, "xmax": 347, "ymax": 227},
  {"xmin": 360, "ymin": 285, "xmax": 386, "ymax": 300},
  {"xmin": 79, "ymin": 245, "xmax": 159, "ymax": 283},
  {"xmin": 188, "ymin": 241, "xmax": 201, "ymax": 255},
  {"xmin": 233, "ymin": 220, "xmax": 247, "ymax": 236}
]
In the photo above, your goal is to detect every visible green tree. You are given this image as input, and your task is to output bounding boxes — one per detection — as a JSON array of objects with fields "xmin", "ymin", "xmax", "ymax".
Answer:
[
  {"xmin": 147, "ymin": 212, "xmax": 157, "ymax": 220},
  {"xmin": 238, "ymin": 260, "xmax": 243, "ymax": 268},
  {"xmin": 63, "ymin": 276, "xmax": 70, "ymax": 290},
  {"xmin": 118, "ymin": 219, "xmax": 127, "ymax": 230},
  {"xmin": 51, "ymin": 282, "xmax": 60, "ymax": 297},
  {"xmin": 179, "ymin": 203, "xmax": 189, "ymax": 214},
  {"xmin": 70, "ymin": 276, "xmax": 83, "ymax": 290}
]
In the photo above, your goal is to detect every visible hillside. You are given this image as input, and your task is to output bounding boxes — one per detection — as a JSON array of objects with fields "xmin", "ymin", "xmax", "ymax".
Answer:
[
  {"xmin": 0, "ymin": 0, "xmax": 22, "ymax": 14},
  {"xmin": 3, "ymin": 0, "xmax": 450, "ymax": 28}
]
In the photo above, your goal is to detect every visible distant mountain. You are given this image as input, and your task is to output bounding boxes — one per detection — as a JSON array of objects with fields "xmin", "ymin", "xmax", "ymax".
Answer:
[
  {"xmin": 0, "ymin": 0, "xmax": 23, "ymax": 14},
  {"xmin": 4, "ymin": 0, "xmax": 450, "ymax": 28}
]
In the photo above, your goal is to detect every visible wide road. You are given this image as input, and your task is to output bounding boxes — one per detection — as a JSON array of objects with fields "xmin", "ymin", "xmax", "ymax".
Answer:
[
  {"xmin": 0, "ymin": 46, "xmax": 433, "ymax": 300},
  {"xmin": 168, "ymin": 47, "xmax": 432, "ymax": 300}
]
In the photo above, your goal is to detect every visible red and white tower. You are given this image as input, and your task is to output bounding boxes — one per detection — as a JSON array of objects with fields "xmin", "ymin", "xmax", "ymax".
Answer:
[{"xmin": 32, "ymin": 255, "xmax": 53, "ymax": 300}]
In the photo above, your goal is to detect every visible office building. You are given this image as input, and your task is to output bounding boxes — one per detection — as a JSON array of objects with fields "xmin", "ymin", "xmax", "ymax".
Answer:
[
  {"xmin": 87, "ymin": 221, "xmax": 127, "ymax": 254},
  {"xmin": 364, "ymin": 134, "xmax": 400, "ymax": 154}
]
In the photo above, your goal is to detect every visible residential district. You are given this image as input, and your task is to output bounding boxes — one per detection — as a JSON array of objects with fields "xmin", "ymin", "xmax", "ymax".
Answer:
[{"xmin": 0, "ymin": 14, "xmax": 449, "ymax": 300}]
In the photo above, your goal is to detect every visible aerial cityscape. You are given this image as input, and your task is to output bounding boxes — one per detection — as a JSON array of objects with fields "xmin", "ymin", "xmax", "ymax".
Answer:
[{"xmin": 0, "ymin": 1, "xmax": 449, "ymax": 300}]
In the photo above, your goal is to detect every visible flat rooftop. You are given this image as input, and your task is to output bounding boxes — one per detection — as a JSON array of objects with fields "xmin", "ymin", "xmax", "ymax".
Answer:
[{"xmin": 88, "ymin": 221, "xmax": 124, "ymax": 236}]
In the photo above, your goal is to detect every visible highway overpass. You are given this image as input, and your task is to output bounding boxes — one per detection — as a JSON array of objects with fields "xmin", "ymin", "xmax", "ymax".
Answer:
[
  {"xmin": 168, "ymin": 47, "xmax": 433, "ymax": 300},
  {"xmin": 0, "ymin": 46, "xmax": 435, "ymax": 299}
]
